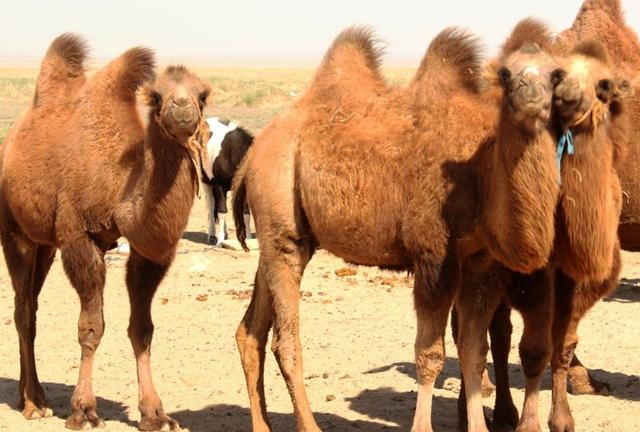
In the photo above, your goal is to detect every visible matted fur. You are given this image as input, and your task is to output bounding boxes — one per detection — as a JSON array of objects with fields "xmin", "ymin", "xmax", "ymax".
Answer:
[{"xmin": 500, "ymin": 18, "xmax": 553, "ymax": 57}]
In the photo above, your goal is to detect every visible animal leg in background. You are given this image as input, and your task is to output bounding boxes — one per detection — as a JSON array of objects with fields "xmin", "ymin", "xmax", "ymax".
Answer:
[{"xmin": 125, "ymin": 248, "xmax": 179, "ymax": 431}]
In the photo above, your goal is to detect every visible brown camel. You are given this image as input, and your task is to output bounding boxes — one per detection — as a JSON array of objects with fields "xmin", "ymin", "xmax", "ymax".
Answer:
[
  {"xmin": 468, "ymin": 0, "xmax": 640, "ymax": 408},
  {"xmin": 0, "ymin": 34, "xmax": 211, "ymax": 431},
  {"xmin": 232, "ymin": 23, "xmax": 565, "ymax": 432},
  {"xmin": 456, "ymin": 39, "xmax": 631, "ymax": 432},
  {"xmin": 552, "ymin": 0, "xmax": 640, "ymax": 396}
]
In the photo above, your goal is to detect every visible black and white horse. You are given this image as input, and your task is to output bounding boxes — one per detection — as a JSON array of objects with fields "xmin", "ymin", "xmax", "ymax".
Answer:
[{"xmin": 201, "ymin": 117, "xmax": 253, "ymax": 245}]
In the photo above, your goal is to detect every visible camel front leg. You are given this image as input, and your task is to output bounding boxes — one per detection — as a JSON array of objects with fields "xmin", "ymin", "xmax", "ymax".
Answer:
[
  {"xmin": 411, "ymin": 258, "xmax": 456, "ymax": 432},
  {"xmin": 60, "ymin": 237, "xmax": 107, "ymax": 430},
  {"xmin": 454, "ymin": 265, "xmax": 506, "ymax": 432},
  {"xmin": 126, "ymin": 248, "xmax": 179, "ymax": 431},
  {"xmin": 507, "ymin": 269, "xmax": 554, "ymax": 432}
]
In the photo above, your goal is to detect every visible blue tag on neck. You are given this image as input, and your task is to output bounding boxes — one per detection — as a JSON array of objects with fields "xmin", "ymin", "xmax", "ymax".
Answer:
[{"xmin": 556, "ymin": 130, "xmax": 575, "ymax": 184}]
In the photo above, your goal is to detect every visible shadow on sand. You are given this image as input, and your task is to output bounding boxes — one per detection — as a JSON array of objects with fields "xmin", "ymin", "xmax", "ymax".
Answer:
[{"xmin": 0, "ymin": 377, "xmax": 135, "ymax": 427}]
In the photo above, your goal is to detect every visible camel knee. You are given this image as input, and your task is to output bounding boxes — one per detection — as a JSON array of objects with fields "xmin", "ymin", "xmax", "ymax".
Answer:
[
  {"xmin": 78, "ymin": 318, "xmax": 105, "ymax": 352},
  {"xmin": 519, "ymin": 345, "xmax": 550, "ymax": 378},
  {"xmin": 415, "ymin": 347, "xmax": 445, "ymax": 384},
  {"xmin": 457, "ymin": 337, "xmax": 489, "ymax": 374},
  {"xmin": 127, "ymin": 322, "xmax": 154, "ymax": 351}
]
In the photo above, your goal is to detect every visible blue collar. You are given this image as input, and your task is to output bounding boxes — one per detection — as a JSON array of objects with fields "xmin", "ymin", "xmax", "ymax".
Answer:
[{"xmin": 556, "ymin": 130, "xmax": 575, "ymax": 184}]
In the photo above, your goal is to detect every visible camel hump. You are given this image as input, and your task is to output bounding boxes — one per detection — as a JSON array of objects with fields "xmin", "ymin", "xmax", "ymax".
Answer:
[
  {"xmin": 34, "ymin": 33, "xmax": 89, "ymax": 106},
  {"xmin": 113, "ymin": 47, "xmax": 156, "ymax": 100},
  {"xmin": 311, "ymin": 26, "xmax": 386, "ymax": 91},
  {"xmin": 501, "ymin": 18, "xmax": 553, "ymax": 56},
  {"xmin": 581, "ymin": 0, "xmax": 623, "ymax": 22},
  {"xmin": 414, "ymin": 27, "xmax": 484, "ymax": 94},
  {"xmin": 571, "ymin": 40, "xmax": 612, "ymax": 64}
]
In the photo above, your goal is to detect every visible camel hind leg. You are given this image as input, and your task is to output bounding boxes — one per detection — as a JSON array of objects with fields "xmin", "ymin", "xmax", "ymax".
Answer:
[
  {"xmin": 264, "ymin": 236, "xmax": 317, "ymax": 432},
  {"xmin": 0, "ymin": 225, "xmax": 55, "ymax": 420},
  {"xmin": 236, "ymin": 264, "xmax": 274, "ymax": 432}
]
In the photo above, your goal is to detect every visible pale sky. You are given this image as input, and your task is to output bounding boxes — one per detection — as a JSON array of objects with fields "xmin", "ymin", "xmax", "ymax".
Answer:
[{"xmin": 2, "ymin": 0, "xmax": 639, "ymax": 64}]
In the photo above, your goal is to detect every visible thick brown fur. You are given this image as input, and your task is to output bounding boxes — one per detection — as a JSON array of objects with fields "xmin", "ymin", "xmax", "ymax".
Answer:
[
  {"xmin": 232, "ymin": 24, "xmax": 563, "ymax": 432},
  {"xmin": 0, "ymin": 35, "xmax": 212, "ymax": 431},
  {"xmin": 471, "ymin": 24, "xmax": 632, "ymax": 432}
]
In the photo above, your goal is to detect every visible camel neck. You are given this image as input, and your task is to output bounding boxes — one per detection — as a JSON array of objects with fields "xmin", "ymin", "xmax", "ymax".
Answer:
[
  {"xmin": 476, "ymin": 111, "xmax": 560, "ymax": 274},
  {"xmin": 120, "ymin": 119, "xmax": 197, "ymax": 264}
]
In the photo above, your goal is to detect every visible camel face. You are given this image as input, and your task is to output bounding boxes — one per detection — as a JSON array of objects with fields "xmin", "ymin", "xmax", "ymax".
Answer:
[
  {"xmin": 498, "ymin": 44, "xmax": 562, "ymax": 130},
  {"xmin": 553, "ymin": 42, "xmax": 629, "ymax": 128},
  {"xmin": 143, "ymin": 65, "xmax": 212, "ymax": 143}
]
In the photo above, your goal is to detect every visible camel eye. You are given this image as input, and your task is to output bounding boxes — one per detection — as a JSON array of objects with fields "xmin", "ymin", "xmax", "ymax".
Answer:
[
  {"xmin": 498, "ymin": 67, "xmax": 511, "ymax": 87},
  {"xmin": 150, "ymin": 91, "xmax": 162, "ymax": 106},
  {"xmin": 551, "ymin": 69, "xmax": 566, "ymax": 88},
  {"xmin": 199, "ymin": 91, "xmax": 209, "ymax": 105}
]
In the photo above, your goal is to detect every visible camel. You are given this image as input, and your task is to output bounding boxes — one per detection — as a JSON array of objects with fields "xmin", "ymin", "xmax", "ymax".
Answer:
[
  {"xmin": 465, "ymin": 0, "xmax": 640, "ymax": 411},
  {"xmin": 456, "ymin": 39, "xmax": 631, "ymax": 432},
  {"xmin": 232, "ymin": 22, "xmax": 566, "ymax": 432},
  {"xmin": 0, "ymin": 34, "xmax": 211, "ymax": 431},
  {"xmin": 551, "ymin": 0, "xmax": 640, "ymax": 396}
]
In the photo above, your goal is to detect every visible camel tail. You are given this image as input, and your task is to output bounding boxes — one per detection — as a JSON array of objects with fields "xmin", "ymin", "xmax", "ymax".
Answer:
[
  {"xmin": 415, "ymin": 27, "xmax": 484, "ymax": 94},
  {"xmin": 114, "ymin": 47, "xmax": 156, "ymax": 100},
  {"xmin": 501, "ymin": 18, "xmax": 553, "ymax": 56},
  {"xmin": 34, "ymin": 33, "xmax": 89, "ymax": 106},
  {"xmin": 232, "ymin": 161, "xmax": 249, "ymax": 252}
]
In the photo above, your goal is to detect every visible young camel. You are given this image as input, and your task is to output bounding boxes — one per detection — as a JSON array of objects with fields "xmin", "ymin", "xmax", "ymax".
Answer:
[
  {"xmin": 552, "ymin": 0, "xmax": 640, "ymax": 396},
  {"xmin": 457, "ymin": 40, "xmax": 631, "ymax": 432},
  {"xmin": 0, "ymin": 34, "xmax": 211, "ymax": 431},
  {"xmin": 232, "ymin": 25, "xmax": 564, "ymax": 432},
  {"xmin": 470, "ymin": 0, "xmax": 640, "ymax": 406}
]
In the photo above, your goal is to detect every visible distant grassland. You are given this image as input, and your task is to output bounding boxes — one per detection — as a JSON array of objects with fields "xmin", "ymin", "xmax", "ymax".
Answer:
[{"xmin": 0, "ymin": 67, "xmax": 414, "ymax": 144}]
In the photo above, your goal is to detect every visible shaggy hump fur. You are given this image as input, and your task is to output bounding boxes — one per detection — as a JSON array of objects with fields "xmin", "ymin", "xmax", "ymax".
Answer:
[
  {"xmin": 500, "ymin": 18, "xmax": 553, "ymax": 56},
  {"xmin": 35, "ymin": 33, "xmax": 89, "ymax": 107},
  {"xmin": 414, "ymin": 27, "xmax": 484, "ymax": 94},
  {"xmin": 116, "ymin": 47, "xmax": 156, "ymax": 98},
  {"xmin": 321, "ymin": 26, "xmax": 384, "ymax": 76}
]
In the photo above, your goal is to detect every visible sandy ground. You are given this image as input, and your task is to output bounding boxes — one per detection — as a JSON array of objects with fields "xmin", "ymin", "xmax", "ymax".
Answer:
[{"xmin": 0, "ymin": 197, "xmax": 638, "ymax": 431}]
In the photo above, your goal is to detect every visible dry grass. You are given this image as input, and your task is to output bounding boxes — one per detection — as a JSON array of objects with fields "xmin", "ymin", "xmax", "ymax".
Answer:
[{"xmin": 0, "ymin": 66, "xmax": 414, "ymax": 144}]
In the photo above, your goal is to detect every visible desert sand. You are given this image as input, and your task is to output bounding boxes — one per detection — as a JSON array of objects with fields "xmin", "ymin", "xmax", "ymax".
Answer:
[{"xmin": 0, "ymin": 196, "xmax": 638, "ymax": 431}]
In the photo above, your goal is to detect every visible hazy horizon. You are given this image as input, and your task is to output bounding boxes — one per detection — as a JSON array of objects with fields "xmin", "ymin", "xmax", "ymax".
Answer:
[{"xmin": 2, "ymin": 0, "xmax": 639, "ymax": 66}]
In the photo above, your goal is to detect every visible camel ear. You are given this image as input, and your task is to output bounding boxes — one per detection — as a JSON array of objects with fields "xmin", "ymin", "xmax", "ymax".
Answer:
[{"xmin": 138, "ymin": 82, "xmax": 161, "ymax": 107}]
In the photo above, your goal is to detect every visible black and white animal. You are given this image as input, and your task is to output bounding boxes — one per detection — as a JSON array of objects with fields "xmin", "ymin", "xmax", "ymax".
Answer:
[{"xmin": 200, "ymin": 117, "xmax": 253, "ymax": 245}]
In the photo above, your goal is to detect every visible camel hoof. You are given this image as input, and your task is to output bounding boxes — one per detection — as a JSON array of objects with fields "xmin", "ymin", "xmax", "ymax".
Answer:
[
  {"xmin": 481, "ymin": 370, "xmax": 495, "ymax": 398},
  {"xmin": 568, "ymin": 374, "xmax": 611, "ymax": 396},
  {"xmin": 22, "ymin": 401, "xmax": 53, "ymax": 420},
  {"xmin": 139, "ymin": 414, "xmax": 180, "ymax": 431},
  {"xmin": 65, "ymin": 411, "xmax": 106, "ymax": 430}
]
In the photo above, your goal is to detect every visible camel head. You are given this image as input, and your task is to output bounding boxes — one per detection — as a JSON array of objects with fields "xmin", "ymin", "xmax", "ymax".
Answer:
[
  {"xmin": 142, "ymin": 65, "xmax": 212, "ymax": 144},
  {"xmin": 495, "ymin": 43, "xmax": 564, "ymax": 132},
  {"xmin": 553, "ymin": 40, "xmax": 631, "ymax": 131}
]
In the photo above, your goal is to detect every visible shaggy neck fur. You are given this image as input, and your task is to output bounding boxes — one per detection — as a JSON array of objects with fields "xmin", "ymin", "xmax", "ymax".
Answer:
[
  {"xmin": 478, "ymin": 108, "xmax": 560, "ymax": 274},
  {"xmin": 554, "ymin": 119, "xmax": 620, "ymax": 282},
  {"xmin": 121, "ymin": 118, "xmax": 197, "ymax": 264}
]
